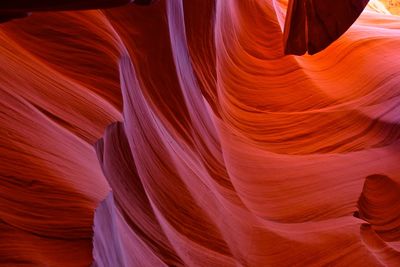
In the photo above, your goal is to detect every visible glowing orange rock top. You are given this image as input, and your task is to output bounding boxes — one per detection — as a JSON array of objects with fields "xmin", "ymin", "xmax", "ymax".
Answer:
[{"xmin": 380, "ymin": 0, "xmax": 400, "ymax": 14}]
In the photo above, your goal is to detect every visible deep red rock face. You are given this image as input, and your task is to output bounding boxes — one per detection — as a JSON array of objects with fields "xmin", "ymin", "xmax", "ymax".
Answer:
[
  {"xmin": 284, "ymin": 0, "xmax": 370, "ymax": 55},
  {"xmin": 1, "ymin": 0, "xmax": 400, "ymax": 266},
  {"xmin": 0, "ymin": 0, "xmax": 155, "ymax": 23}
]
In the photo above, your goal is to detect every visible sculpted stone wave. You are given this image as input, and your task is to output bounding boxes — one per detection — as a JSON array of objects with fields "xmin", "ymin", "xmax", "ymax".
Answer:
[{"xmin": 0, "ymin": 0, "xmax": 400, "ymax": 266}]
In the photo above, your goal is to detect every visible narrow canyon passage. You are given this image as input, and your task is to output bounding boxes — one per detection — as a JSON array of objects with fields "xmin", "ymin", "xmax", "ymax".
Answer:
[{"xmin": 0, "ymin": 1, "xmax": 399, "ymax": 266}]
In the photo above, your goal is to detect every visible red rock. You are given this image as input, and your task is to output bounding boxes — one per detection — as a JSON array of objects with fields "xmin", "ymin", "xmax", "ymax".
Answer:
[
  {"xmin": 284, "ymin": 0, "xmax": 369, "ymax": 55},
  {"xmin": 0, "ymin": 0, "xmax": 399, "ymax": 266}
]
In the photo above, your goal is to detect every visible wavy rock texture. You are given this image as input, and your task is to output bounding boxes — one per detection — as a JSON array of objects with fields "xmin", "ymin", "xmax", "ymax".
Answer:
[
  {"xmin": 1, "ymin": 0, "xmax": 400, "ymax": 266},
  {"xmin": 0, "ymin": 9, "xmax": 124, "ymax": 267}
]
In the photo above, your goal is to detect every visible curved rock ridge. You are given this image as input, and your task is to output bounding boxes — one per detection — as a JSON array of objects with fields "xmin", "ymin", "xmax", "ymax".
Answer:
[
  {"xmin": 92, "ymin": 0, "xmax": 400, "ymax": 266},
  {"xmin": 0, "ymin": 8, "xmax": 122, "ymax": 267},
  {"xmin": 358, "ymin": 175, "xmax": 400, "ymax": 242},
  {"xmin": 357, "ymin": 175, "xmax": 400, "ymax": 266},
  {"xmin": 0, "ymin": 0, "xmax": 400, "ymax": 266}
]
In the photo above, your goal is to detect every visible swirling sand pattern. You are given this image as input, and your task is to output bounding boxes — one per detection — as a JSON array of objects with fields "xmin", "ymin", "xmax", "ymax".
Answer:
[{"xmin": 0, "ymin": 0, "xmax": 400, "ymax": 266}]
